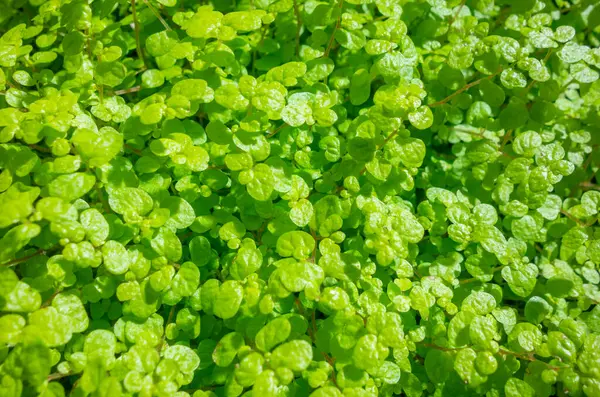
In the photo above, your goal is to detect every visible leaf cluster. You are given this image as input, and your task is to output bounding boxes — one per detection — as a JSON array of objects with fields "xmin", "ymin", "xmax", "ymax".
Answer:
[{"xmin": 1, "ymin": 0, "xmax": 600, "ymax": 397}]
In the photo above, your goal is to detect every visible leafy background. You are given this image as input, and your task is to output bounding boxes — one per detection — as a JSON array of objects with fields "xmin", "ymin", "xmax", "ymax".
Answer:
[{"xmin": 1, "ymin": 0, "xmax": 600, "ymax": 396}]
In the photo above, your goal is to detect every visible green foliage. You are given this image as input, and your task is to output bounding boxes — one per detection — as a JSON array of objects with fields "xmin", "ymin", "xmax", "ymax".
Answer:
[{"xmin": 1, "ymin": 0, "xmax": 600, "ymax": 396}]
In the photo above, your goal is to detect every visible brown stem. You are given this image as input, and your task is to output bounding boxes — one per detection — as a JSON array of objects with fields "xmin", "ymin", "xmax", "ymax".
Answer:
[
  {"xmin": 142, "ymin": 0, "xmax": 172, "ymax": 30},
  {"xmin": 580, "ymin": 181, "xmax": 600, "ymax": 191},
  {"xmin": 47, "ymin": 372, "xmax": 73, "ymax": 382},
  {"xmin": 115, "ymin": 85, "xmax": 142, "ymax": 96},
  {"xmin": 28, "ymin": 144, "xmax": 52, "ymax": 153},
  {"xmin": 124, "ymin": 143, "xmax": 143, "ymax": 155},
  {"xmin": 321, "ymin": 352, "xmax": 339, "ymax": 386},
  {"xmin": 420, "ymin": 342, "xmax": 567, "ymax": 372},
  {"xmin": 310, "ymin": 228, "xmax": 318, "ymax": 263},
  {"xmin": 1, "ymin": 248, "xmax": 46, "ymax": 267},
  {"xmin": 42, "ymin": 289, "xmax": 62, "ymax": 307},
  {"xmin": 582, "ymin": 152, "xmax": 594, "ymax": 172},
  {"xmin": 295, "ymin": 298, "xmax": 317, "ymax": 344},
  {"xmin": 266, "ymin": 122, "xmax": 288, "ymax": 138},
  {"xmin": 324, "ymin": 0, "xmax": 344, "ymax": 57},
  {"xmin": 452, "ymin": 127, "xmax": 485, "ymax": 138},
  {"xmin": 420, "ymin": 343, "xmax": 464, "ymax": 352},
  {"xmin": 499, "ymin": 129, "xmax": 513, "ymax": 151},
  {"xmin": 380, "ymin": 129, "xmax": 399, "ymax": 147},
  {"xmin": 560, "ymin": 209, "xmax": 595, "ymax": 228},
  {"xmin": 430, "ymin": 69, "xmax": 502, "ymax": 107},
  {"xmin": 448, "ymin": 0, "xmax": 467, "ymax": 28},
  {"xmin": 131, "ymin": 0, "xmax": 148, "ymax": 68}
]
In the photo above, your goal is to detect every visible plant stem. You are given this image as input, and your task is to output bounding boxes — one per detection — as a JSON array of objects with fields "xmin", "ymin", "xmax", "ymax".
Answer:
[
  {"xmin": 266, "ymin": 122, "xmax": 288, "ymax": 138},
  {"xmin": 359, "ymin": 130, "xmax": 398, "ymax": 175},
  {"xmin": 324, "ymin": 0, "xmax": 343, "ymax": 57},
  {"xmin": 158, "ymin": 305, "xmax": 176, "ymax": 352},
  {"xmin": 124, "ymin": 143, "xmax": 143, "ymax": 155},
  {"xmin": 1, "ymin": 248, "xmax": 46, "ymax": 267},
  {"xmin": 142, "ymin": 0, "xmax": 172, "ymax": 31},
  {"xmin": 430, "ymin": 69, "xmax": 502, "ymax": 107},
  {"xmin": 47, "ymin": 372, "xmax": 73, "ymax": 381},
  {"xmin": 580, "ymin": 181, "xmax": 600, "ymax": 191},
  {"xmin": 420, "ymin": 342, "xmax": 567, "ymax": 372},
  {"xmin": 499, "ymin": 129, "xmax": 513, "ymax": 151},
  {"xmin": 115, "ymin": 85, "xmax": 142, "ymax": 95},
  {"xmin": 28, "ymin": 144, "xmax": 52, "ymax": 153},
  {"xmin": 448, "ymin": 0, "xmax": 467, "ymax": 28},
  {"xmin": 131, "ymin": 0, "xmax": 148, "ymax": 68}
]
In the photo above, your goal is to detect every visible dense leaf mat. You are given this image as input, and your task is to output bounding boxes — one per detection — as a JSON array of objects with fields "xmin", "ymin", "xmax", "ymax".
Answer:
[{"xmin": 1, "ymin": 0, "xmax": 600, "ymax": 396}]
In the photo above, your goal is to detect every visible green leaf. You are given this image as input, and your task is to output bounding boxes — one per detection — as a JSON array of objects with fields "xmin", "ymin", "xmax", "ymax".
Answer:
[
  {"xmin": 102, "ymin": 240, "xmax": 130, "ymax": 275},
  {"xmin": 95, "ymin": 61, "xmax": 127, "ymax": 87},
  {"xmin": 163, "ymin": 345, "xmax": 200, "ymax": 373},
  {"xmin": 108, "ymin": 187, "xmax": 154, "ymax": 216},
  {"xmin": 171, "ymin": 79, "xmax": 214, "ymax": 103},
  {"xmin": 247, "ymin": 164, "xmax": 275, "ymax": 201},
  {"xmin": 505, "ymin": 377, "xmax": 535, "ymax": 397},
  {"xmin": 276, "ymin": 231, "xmax": 315, "ymax": 260},
  {"xmin": 189, "ymin": 236, "xmax": 211, "ymax": 267},
  {"xmin": 255, "ymin": 317, "xmax": 291, "ymax": 352},
  {"xmin": 47, "ymin": 173, "xmax": 96, "ymax": 201},
  {"xmin": 71, "ymin": 127, "xmax": 123, "ymax": 167},
  {"xmin": 408, "ymin": 106, "xmax": 433, "ymax": 130},
  {"xmin": 214, "ymin": 281, "xmax": 243, "ymax": 319},
  {"xmin": 270, "ymin": 340, "xmax": 313, "ymax": 371},
  {"xmin": 213, "ymin": 332, "xmax": 244, "ymax": 367}
]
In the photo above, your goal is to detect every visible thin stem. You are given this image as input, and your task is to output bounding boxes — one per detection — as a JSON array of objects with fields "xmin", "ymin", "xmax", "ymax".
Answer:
[
  {"xmin": 448, "ymin": 0, "xmax": 467, "ymax": 28},
  {"xmin": 430, "ymin": 69, "xmax": 502, "ymax": 107},
  {"xmin": 28, "ymin": 144, "xmax": 52, "ymax": 153},
  {"xmin": 420, "ymin": 343, "xmax": 463, "ymax": 352},
  {"xmin": 310, "ymin": 229, "xmax": 318, "ymax": 263},
  {"xmin": 420, "ymin": 342, "xmax": 567, "ymax": 372},
  {"xmin": 499, "ymin": 129, "xmax": 513, "ymax": 151},
  {"xmin": 324, "ymin": 0, "xmax": 343, "ymax": 58},
  {"xmin": 581, "ymin": 181, "xmax": 600, "ymax": 191},
  {"xmin": 131, "ymin": 0, "xmax": 148, "ymax": 68},
  {"xmin": 321, "ymin": 352, "xmax": 339, "ymax": 387},
  {"xmin": 115, "ymin": 85, "xmax": 142, "ymax": 95},
  {"xmin": 158, "ymin": 305, "xmax": 176, "ymax": 352},
  {"xmin": 380, "ymin": 129, "xmax": 399, "ymax": 148},
  {"xmin": 360, "ymin": 130, "xmax": 399, "ymax": 175},
  {"xmin": 497, "ymin": 348, "xmax": 566, "ymax": 371},
  {"xmin": 459, "ymin": 266, "xmax": 504, "ymax": 284},
  {"xmin": 1, "ymin": 248, "xmax": 46, "ymax": 267},
  {"xmin": 582, "ymin": 152, "xmax": 594, "ymax": 172},
  {"xmin": 452, "ymin": 126, "xmax": 486, "ymax": 138},
  {"xmin": 42, "ymin": 289, "xmax": 62, "ymax": 307},
  {"xmin": 266, "ymin": 122, "xmax": 288, "ymax": 138},
  {"xmin": 142, "ymin": 0, "xmax": 172, "ymax": 31},
  {"xmin": 47, "ymin": 372, "xmax": 73, "ymax": 382},
  {"xmin": 293, "ymin": 0, "xmax": 302, "ymax": 57},
  {"xmin": 523, "ymin": 49, "xmax": 553, "ymax": 96},
  {"xmin": 95, "ymin": 185, "xmax": 111, "ymax": 214},
  {"xmin": 295, "ymin": 298, "xmax": 317, "ymax": 344},
  {"xmin": 124, "ymin": 143, "xmax": 143, "ymax": 155},
  {"xmin": 560, "ymin": 209, "xmax": 596, "ymax": 228}
]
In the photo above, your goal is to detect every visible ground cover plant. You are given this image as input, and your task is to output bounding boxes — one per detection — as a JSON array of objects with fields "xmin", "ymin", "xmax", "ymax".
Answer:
[{"xmin": 1, "ymin": 0, "xmax": 600, "ymax": 396}]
